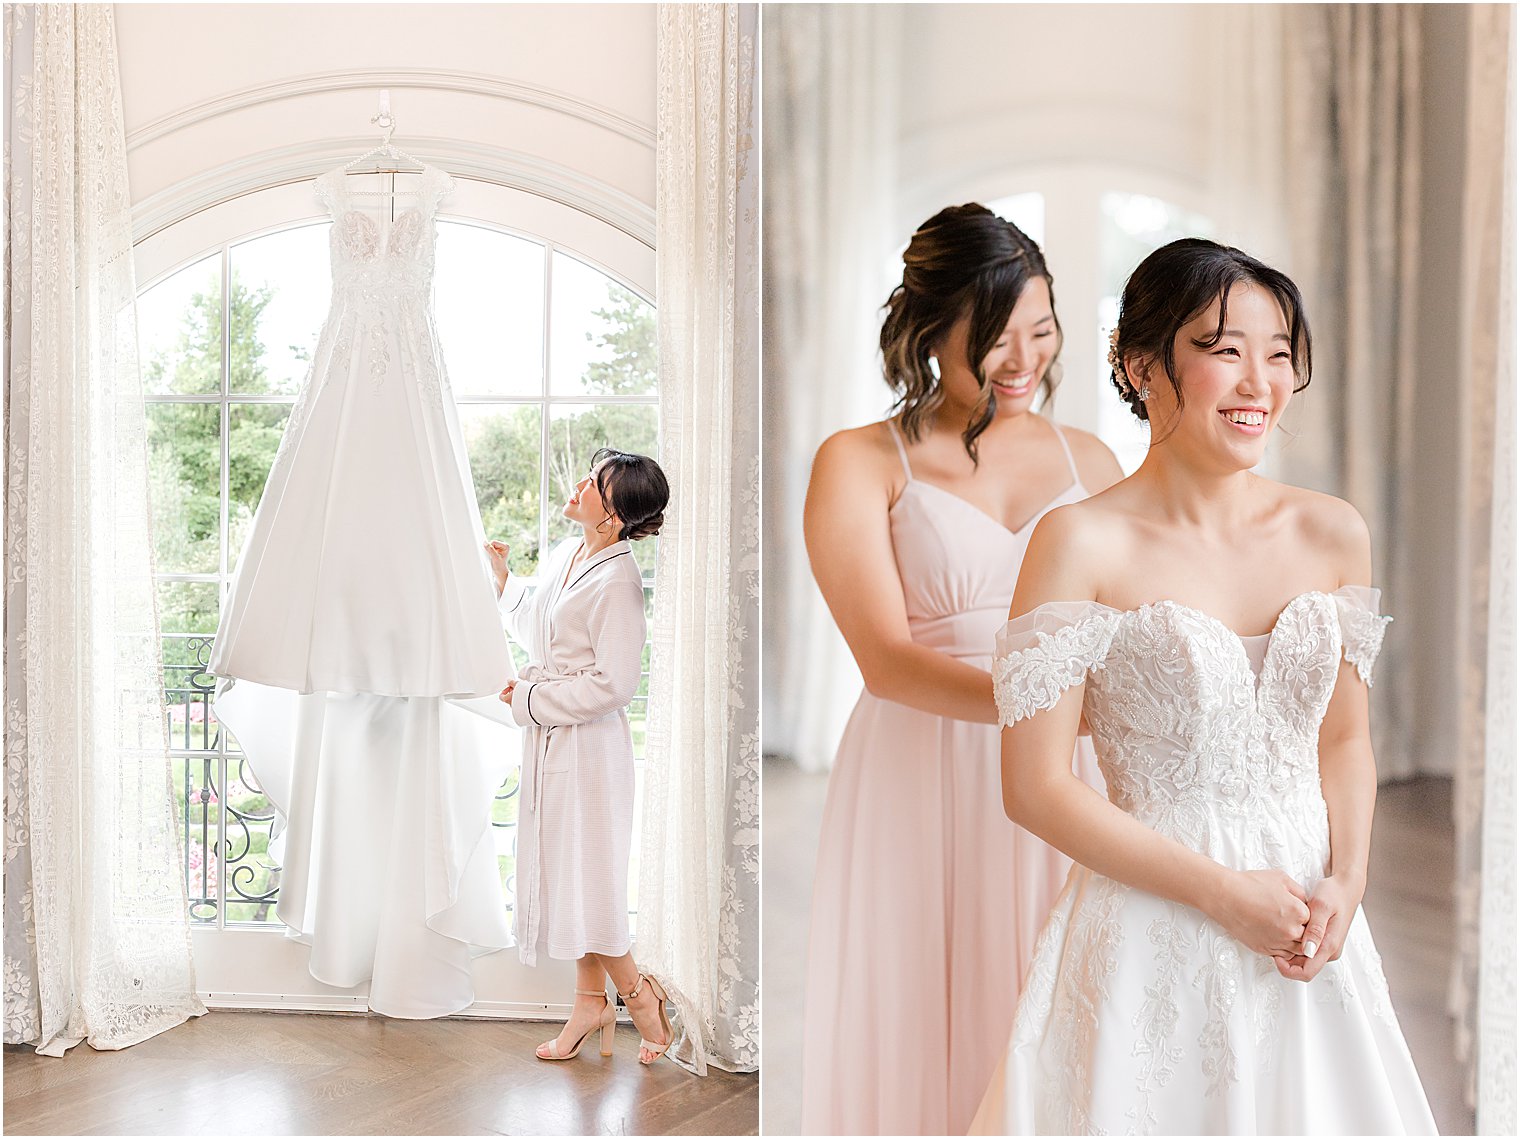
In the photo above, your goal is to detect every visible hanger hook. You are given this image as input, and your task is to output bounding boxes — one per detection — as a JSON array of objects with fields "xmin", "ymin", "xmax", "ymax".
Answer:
[{"xmin": 371, "ymin": 89, "xmax": 396, "ymax": 146}]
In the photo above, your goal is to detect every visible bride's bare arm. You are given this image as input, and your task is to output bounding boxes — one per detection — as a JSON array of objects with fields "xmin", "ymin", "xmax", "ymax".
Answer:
[
  {"xmin": 1278, "ymin": 501, "xmax": 1377, "ymax": 982},
  {"xmin": 1001, "ymin": 507, "xmax": 1313, "ymax": 960},
  {"xmin": 804, "ymin": 427, "xmax": 998, "ymax": 725}
]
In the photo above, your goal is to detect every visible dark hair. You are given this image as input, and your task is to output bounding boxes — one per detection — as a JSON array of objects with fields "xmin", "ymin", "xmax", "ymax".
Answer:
[
  {"xmin": 1109, "ymin": 238, "xmax": 1311, "ymax": 425},
  {"xmin": 590, "ymin": 447, "xmax": 669, "ymax": 541},
  {"xmin": 880, "ymin": 203, "xmax": 1062, "ymax": 463}
]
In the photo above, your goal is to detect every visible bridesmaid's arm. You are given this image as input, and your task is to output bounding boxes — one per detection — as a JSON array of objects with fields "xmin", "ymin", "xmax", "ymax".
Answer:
[
  {"xmin": 1279, "ymin": 501, "xmax": 1377, "ymax": 983},
  {"xmin": 1001, "ymin": 507, "xmax": 1313, "ymax": 963},
  {"xmin": 804, "ymin": 427, "xmax": 997, "ymax": 725}
]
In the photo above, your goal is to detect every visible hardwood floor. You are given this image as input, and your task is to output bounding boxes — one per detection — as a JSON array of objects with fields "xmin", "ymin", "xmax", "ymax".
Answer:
[
  {"xmin": 4, "ymin": 1009, "xmax": 757, "ymax": 1136},
  {"xmin": 762, "ymin": 756, "xmax": 1477, "ymax": 1135}
]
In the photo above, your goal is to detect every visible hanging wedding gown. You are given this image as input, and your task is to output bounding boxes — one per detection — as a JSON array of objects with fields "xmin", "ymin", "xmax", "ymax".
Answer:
[
  {"xmin": 972, "ymin": 588, "xmax": 1437, "ymax": 1135},
  {"xmin": 210, "ymin": 162, "xmax": 517, "ymax": 1017}
]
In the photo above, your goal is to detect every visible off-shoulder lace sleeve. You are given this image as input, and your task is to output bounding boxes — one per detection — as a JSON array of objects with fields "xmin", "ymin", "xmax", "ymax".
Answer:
[
  {"xmin": 993, "ymin": 601, "xmax": 1120, "ymax": 727},
  {"xmin": 1331, "ymin": 585, "xmax": 1391, "ymax": 686}
]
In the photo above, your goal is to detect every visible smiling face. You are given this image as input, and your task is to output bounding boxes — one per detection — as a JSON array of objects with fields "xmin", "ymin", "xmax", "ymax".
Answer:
[
  {"xmin": 1138, "ymin": 281, "xmax": 1296, "ymax": 471},
  {"xmin": 936, "ymin": 275, "xmax": 1058, "ymax": 420},
  {"xmin": 562, "ymin": 458, "xmax": 617, "ymax": 531}
]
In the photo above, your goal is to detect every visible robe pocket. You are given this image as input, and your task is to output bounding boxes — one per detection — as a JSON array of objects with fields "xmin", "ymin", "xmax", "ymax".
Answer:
[{"xmin": 540, "ymin": 726, "xmax": 573, "ymax": 774}]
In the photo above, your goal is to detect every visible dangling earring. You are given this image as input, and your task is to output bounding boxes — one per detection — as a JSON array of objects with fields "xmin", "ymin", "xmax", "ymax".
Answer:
[
  {"xmin": 1138, "ymin": 383, "xmax": 1151, "ymax": 401},
  {"xmin": 927, "ymin": 355, "xmax": 941, "ymax": 381}
]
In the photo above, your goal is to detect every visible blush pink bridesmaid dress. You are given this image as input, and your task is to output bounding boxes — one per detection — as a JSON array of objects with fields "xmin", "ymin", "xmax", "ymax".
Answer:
[{"xmin": 799, "ymin": 415, "xmax": 1104, "ymax": 1136}]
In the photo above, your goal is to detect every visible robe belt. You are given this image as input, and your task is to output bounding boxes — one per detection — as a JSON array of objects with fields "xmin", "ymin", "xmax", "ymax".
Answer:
[{"xmin": 514, "ymin": 664, "xmax": 577, "ymax": 963}]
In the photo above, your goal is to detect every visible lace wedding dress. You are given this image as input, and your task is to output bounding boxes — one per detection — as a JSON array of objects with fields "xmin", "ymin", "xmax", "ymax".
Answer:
[
  {"xmin": 972, "ymin": 588, "xmax": 1437, "ymax": 1135},
  {"xmin": 210, "ymin": 163, "xmax": 517, "ymax": 1017}
]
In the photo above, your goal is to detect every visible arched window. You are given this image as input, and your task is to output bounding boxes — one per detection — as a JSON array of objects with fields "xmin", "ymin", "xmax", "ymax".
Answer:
[{"xmin": 139, "ymin": 192, "xmax": 657, "ymax": 939}]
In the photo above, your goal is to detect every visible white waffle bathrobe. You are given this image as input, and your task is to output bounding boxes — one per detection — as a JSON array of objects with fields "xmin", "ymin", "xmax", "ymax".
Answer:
[{"xmin": 498, "ymin": 537, "xmax": 645, "ymax": 965}]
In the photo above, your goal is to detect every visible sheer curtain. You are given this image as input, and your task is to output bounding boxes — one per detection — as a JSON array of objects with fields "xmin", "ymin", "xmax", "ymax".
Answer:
[
  {"xmin": 3, "ymin": 3, "xmax": 203, "ymax": 1055},
  {"xmin": 638, "ymin": 2, "xmax": 758, "ymax": 1074},
  {"xmin": 760, "ymin": 3, "xmax": 902, "ymax": 772}
]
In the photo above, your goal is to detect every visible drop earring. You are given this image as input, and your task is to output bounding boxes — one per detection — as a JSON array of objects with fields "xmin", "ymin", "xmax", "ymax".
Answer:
[
  {"xmin": 1138, "ymin": 383, "xmax": 1151, "ymax": 401},
  {"xmin": 927, "ymin": 355, "xmax": 941, "ymax": 381}
]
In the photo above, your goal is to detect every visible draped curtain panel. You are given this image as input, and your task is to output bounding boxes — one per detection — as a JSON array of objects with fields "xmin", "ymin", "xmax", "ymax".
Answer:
[
  {"xmin": 1451, "ymin": 7, "xmax": 1515, "ymax": 1133},
  {"xmin": 759, "ymin": 3, "xmax": 903, "ymax": 772},
  {"xmin": 1282, "ymin": 4, "xmax": 1425, "ymax": 782},
  {"xmin": 1284, "ymin": 5, "xmax": 1515, "ymax": 1127},
  {"xmin": 640, "ymin": 1, "xmax": 759, "ymax": 1075},
  {"xmin": 3, "ymin": 3, "xmax": 203, "ymax": 1055}
]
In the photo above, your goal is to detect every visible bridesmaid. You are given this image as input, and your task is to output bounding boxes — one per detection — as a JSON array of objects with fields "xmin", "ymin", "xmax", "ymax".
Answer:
[
  {"xmin": 800, "ymin": 204, "xmax": 1123, "ymax": 1135},
  {"xmin": 485, "ymin": 447, "xmax": 675, "ymax": 1066}
]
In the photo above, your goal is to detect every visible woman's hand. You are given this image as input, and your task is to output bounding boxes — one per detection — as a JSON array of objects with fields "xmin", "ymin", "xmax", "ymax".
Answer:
[
  {"xmin": 1209, "ymin": 868, "xmax": 1311, "ymax": 959},
  {"xmin": 499, "ymin": 679, "xmax": 517, "ymax": 704},
  {"xmin": 484, "ymin": 540, "xmax": 510, "ymax": 596},
  {"xmin": 1272, "ymin": 871, "xmax": 1364, "ymax": 983}
]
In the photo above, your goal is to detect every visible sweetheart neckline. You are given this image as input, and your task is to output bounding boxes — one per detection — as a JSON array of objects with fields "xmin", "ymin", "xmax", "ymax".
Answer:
[
  {"xmin": 892, "ymin": 476, "xmax": 1088, "ymax": 539},
  {"xmin": 1082, "ymin": 592, "xmax": 1340, "ymax": 698}
]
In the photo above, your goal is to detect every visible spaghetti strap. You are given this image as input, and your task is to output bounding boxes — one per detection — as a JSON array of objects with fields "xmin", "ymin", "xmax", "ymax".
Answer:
[
  {"xmin": 1046, "ymin": 417, "xmax": 1080, "ymax": 484},
  {"xmin": 885, "ymin": 419, "xmax": 914, "ymax": 480}
]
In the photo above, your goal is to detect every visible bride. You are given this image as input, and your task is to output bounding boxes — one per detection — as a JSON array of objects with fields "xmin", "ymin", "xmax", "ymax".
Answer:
[{"xmin": 973, "ymin": 238, "xmax": 1437, "ymax": 1134}]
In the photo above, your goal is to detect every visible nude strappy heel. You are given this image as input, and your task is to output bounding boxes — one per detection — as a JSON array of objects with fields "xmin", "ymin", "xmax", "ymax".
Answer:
[
  {"xmin": 536, "ymin": 988, "xmax": 616, "ymax": 1061},
  {"xmin": 619, "ymin": 973, "xmax": 674, "ymax": 1066}
]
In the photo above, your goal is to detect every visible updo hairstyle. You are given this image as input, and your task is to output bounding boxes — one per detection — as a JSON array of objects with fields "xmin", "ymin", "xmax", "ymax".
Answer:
[
  {"xmin": 591, "ymin": 447, "xmax": 669, "ymax": 541},
  {"xmin": 880, "ymin": 203, "xmax": 1061, "ymax": 462},
  {"xmin": 1107, "ymin": 238, "xmax": 1312, "ymax": 424}
]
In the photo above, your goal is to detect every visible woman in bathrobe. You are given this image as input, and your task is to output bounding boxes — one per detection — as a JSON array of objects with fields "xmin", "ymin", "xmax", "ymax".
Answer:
[{"xmin": 485, "ymin": 447, "xmax": 674, "ymax": 1066}]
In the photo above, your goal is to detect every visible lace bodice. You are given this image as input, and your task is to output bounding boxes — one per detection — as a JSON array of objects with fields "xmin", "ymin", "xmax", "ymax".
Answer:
[
  {"xmin": 314, "ymin": 163, "xmax": 453, "ymax": 294},
  {"xmin": 993, "ymin": 587, "xmax": 1390, "ymax": 880}
]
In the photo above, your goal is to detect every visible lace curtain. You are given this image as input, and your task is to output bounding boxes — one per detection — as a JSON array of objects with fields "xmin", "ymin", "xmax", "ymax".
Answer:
[
  {"xmin": 759, "ymin": 4, "xmax": 903, "ymax": 772},
  {"xmin": 1451, "ymin": 7, "xmax": 1516, "ymax": 1133},
  {"xmin": 3, "ymin": 3, "xmax": 203, "ymax": 1055},
  {"xmin": 638, "ymin": 2, "xmax": 758, "ymax": 1074}
]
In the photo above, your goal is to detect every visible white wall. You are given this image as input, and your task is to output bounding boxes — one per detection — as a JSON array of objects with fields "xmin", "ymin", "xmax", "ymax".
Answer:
[
  {"xmin": 115, "ymin": 4, "xmax": 656, "ymax": 246},
  {"xmin": 894, "ymin": 4, "xmax": 1285, "ymax": 254}
]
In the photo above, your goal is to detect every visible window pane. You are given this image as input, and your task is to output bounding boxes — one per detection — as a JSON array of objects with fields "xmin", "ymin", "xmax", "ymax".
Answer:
[
  {"xmin": 229, "ymin": 225, "xmax": 331, "ymax": 396},
  {"xmin": 546, "ymin": 403, "xmax": 659, "ymax": 572},
  {"xmin": 147, "ymin": 402, "xmax": 222, "ymax": 574},
  {"xmin": 228, "ymin": 402, "xmax": 293, "ymax": 566},
  {"xmin": 1098, "ymin": 192, "xmax": 1213, "ymax": 474},
  {"xmin": 159, "ymin": 581, "xmax": 221, "ymax": 753},
  {"xmin": 222, "ymin": 757, "xmax": 281, "ymax": 925},
  {"xmin": 435, "ymin": 223, "xmax": 545, "ymax": 397},
  {"xmin": 139, "ymin": 253, "xmax": 222, "ymax": 396},
  {"xmin": 492, "ymin": 769, "xmax": 521, "ymax": 915},
  {"xmin": 174, "ymin": 755, "xmax": 219, "ymax": 923},
  {"xmin": 459, "ymin": 404, "xmax": 545, "ymax": 576},
  {"xmin": 549, "ymin": 252, "xmax": 655, "ymax": 396}
]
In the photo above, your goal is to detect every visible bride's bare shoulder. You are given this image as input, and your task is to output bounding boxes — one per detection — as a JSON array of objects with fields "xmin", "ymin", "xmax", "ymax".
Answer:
[
  {"xmin": 1280, "ymin": 483, "xmax": 1372, "ymax": 575},
  {"xmin": 1258, "ymin": 479, "xmax": 1372, "ymax": 580},
  {"xmin": 1023, "ymin": 491, "xmax": 1142, "ymax": 583}
]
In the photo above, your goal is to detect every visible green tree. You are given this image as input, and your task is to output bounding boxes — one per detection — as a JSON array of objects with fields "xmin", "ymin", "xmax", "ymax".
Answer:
[
  {"xmin": 581, "ymin": 284, "xmax": 656, "ymax": 395},
  {"xmin": 471, "ymin": 282, "xmax": 658, "ymax": 576}
]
